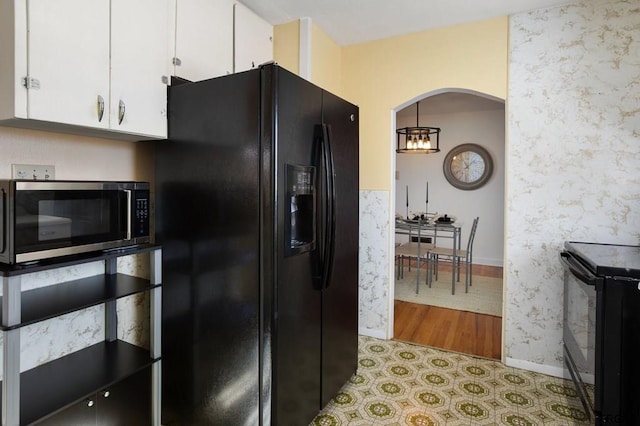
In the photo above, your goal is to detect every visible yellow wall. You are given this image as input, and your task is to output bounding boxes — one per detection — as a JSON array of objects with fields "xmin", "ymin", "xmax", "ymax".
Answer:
[
  {"xmin": 273, "ymin": 20, "xmax": 299, "ymax": 75},
  {"xmin": 274, "ymin": 17, "xmax": 508, "ymax": 190},
  {"xmin": 342, "ymin": 17, "xmax": 508, "ymax": 190},
  {"xmin": 274, "ymin": 20, "xmax": 343, "ymax": 97},
  {"xmin": 311, "ymin": 22, "xmax": 343, "ymax": 97}
]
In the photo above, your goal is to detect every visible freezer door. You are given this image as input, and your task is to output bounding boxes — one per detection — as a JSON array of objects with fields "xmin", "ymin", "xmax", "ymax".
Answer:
[
  {"xmin": 157, "ymin": 70, "xmax": 262, "ymax": 425},
  {"xmin": 320, "ymin": 90, "xmax": 359, "ymax": 407}
]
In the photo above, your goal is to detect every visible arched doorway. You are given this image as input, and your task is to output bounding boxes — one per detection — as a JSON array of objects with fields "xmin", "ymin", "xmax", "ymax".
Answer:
[{"xmin": 389, "ymin": 89, "xmax": 505, "ymax": 359}]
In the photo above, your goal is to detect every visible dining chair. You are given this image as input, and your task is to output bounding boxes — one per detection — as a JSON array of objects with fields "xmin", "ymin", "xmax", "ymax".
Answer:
[
  {"xmin": 396, "ymin": 242, "xmax": 434, "ymax": 277},
  {"xmin": 395, "ymin": 224, "xmax": 434, "ymax": 293},
  {"xmin": 426, "ymin": 217, "xmax": 479, "ymax": 295}
]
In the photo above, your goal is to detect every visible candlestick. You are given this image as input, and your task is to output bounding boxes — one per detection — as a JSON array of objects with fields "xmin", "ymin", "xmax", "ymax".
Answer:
[
  {"xmin": 425, "ymin": 181, "xmax": 429, "ymax": 219},
  {"xmin": 426, "ymin": 181, "xmax": 429, "ymax": 204},
  {"xmin": 406, "ymin": 185, "xmax": 409, "ymax": 219}
]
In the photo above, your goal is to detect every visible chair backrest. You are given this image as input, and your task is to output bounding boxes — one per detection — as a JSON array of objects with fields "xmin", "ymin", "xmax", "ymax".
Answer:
[{"xmin": 466, "ymin": 217, "xmax": 479, "ymax": 253}]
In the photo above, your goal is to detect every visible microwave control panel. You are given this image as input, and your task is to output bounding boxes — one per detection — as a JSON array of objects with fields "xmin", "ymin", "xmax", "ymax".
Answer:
[{"xmin": 134, "ymin": 191, "xmax": 150, "ymax": 237}]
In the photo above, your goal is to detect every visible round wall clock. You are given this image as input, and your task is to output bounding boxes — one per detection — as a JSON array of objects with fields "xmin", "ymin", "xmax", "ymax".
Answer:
[{"xmin": 443, "ymin": 143, "xmax": 493, "ymax": 190}]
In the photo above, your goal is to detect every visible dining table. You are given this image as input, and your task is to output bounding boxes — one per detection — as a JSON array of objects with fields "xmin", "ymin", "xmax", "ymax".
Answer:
[{"xmin": 395, "ymin": 218, "xmax": 463, "ymax": 294}]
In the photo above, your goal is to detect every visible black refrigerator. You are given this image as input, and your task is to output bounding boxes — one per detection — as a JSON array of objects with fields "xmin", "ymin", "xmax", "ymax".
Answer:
[{"xmin": 155, "ymin": 64, "xmax": 359, "ymax": 425}]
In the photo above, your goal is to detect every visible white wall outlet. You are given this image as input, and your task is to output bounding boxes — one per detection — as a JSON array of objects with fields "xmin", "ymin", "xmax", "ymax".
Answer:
[{"xmin": 12, "ymin": 164, "xmax": 56, "ymax": 180}]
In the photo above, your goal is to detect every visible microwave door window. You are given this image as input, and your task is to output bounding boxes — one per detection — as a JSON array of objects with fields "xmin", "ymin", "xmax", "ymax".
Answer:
[{"xmin": 14, "ymin": 190, "xmax": 128, "ymax": 253}]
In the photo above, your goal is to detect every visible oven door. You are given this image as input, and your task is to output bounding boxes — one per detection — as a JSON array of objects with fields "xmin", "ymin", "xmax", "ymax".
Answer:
[
  {"xmin": 13, "ymin": 181, "xmax": 131, "ymax": 262},
  {"xmin": 560, "ymin": 251, "xmax": 601, "ymax": 421}
]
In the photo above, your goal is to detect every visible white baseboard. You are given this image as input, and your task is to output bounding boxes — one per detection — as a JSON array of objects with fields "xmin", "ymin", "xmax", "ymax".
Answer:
[
  {"xmin": 473, "ymin": 257, "xmax": 504, "ymax": 267},
  {"xmin": 359, "ymin": 327, "xmax": 388, "ymax": 340},
  {"xmin": 505, "ymin": 357, "xmax": 564, "ymax": 379}
]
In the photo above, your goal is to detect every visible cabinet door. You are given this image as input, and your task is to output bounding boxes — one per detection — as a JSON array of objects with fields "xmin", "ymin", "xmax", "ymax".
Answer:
[
  {"xmin": 111, "ymin": 0, "xmax": 172, "ymax": 138},
  {"xmin": 234, "ymin": 2, "xmax": 273, "ymax": 73},
  {"xmin": 174, "ymin": 0, "xmax": 234, "ymax": 82},
  {"xmin": 97, "ymin": 367, "xmax": 152, "ymax": 426},
  {"xmin": 35, "ymin": 398, "xmax": 97, "ymax": 425},
  {"xmin": 27, "ymin": 0, "xmax": 110, "ymax": 129}
]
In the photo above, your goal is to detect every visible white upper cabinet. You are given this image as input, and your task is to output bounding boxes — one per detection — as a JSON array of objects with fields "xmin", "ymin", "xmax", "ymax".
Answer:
[
  {"xmin": 0, "ymin": 0, "xmax": 171, "ymax": 140},
  {"xmin": 0, "ymin": 0, "xmax": 275, "ymax": 140},
  {"xmin": 111, "ymin": 0, "xmax": 172, "ymax": 138},
  {"xmin": 173, "ymin": 0, "xmax": 234, "ymax": 82},
  {"xmin": 23, "ymin": 0, "xmax": 111, "ymax": 129},
  {"xmin": 233, "ymin": 2, "xmax": 273, "ymax": 73}
]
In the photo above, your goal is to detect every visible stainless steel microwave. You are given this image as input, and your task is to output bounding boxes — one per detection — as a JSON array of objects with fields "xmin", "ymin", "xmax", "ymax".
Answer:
[{"xmin": 0, "ymin": 180, "xmax": 150, "ymax": 264}]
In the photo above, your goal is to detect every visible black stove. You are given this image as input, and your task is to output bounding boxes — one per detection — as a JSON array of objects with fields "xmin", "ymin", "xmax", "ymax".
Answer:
[
  {"xmin": 564, "ymin": 241, "xmax": 640, "ymax": 279},
  {"xmin": 561, "ymin": 241, "xmax": 640, "ymax": 425}
]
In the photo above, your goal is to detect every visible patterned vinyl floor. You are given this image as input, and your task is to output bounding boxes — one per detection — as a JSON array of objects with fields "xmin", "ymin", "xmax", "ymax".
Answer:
[{"xmin": 310, "ymin": 336, "xmax": 592, "ymax": 426}]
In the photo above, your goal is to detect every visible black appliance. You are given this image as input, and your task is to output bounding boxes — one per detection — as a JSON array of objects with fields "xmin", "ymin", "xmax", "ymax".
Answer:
[
  {"xmin": 0, "ymin": 180, "xmax": 150, "ymax": 264},
  {"xmin": 155, "ymin": 64, "xmax": 359, "ymax": 425},
  {"xmin": 561, "ymin": 241, "xmax": 640, "ymax": 425}
]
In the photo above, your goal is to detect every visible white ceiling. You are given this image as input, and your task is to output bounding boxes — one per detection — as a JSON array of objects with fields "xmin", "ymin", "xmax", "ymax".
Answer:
[{"xmin": 240, "ymin": 0, "xmax": 571, "ymax": 46}]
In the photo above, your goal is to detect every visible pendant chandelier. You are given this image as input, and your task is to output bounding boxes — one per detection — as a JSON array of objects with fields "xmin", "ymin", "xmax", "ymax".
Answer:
[{"xmin": 396, "ymin": 102, "xmax": 441, "ymax": 154}]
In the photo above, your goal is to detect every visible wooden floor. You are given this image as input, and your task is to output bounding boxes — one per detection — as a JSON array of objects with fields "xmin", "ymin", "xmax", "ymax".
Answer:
[{"xmin": 393, "ymin": 264, "xmax": 503, "ymax": 360}]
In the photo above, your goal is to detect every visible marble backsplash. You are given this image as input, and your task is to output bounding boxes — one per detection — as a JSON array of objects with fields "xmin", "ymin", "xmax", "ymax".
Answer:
[{"xmin": 358, "ymin": 190, "xmax": 391, "ymax": 338}]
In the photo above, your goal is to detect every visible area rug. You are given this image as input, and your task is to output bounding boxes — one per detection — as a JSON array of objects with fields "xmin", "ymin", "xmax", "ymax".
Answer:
[{"xmin": 394, "ymin": 269, "xmax": 503, "ymax": 317}]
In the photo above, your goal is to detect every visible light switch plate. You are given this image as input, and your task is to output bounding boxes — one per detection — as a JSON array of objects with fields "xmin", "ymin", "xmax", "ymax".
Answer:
[{"xmin": 12, "ymin": 164, "xmax": 55, "ymax": 180}]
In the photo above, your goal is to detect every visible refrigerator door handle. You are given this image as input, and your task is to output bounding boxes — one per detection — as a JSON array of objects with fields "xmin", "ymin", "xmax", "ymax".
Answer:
[
  {"xmin": 321, "ymin": 123, "xmax": 337, "ymax": 289},
  {"xmin": 312, "ymin": 123, "xmax": 337, "ymax": 290}
]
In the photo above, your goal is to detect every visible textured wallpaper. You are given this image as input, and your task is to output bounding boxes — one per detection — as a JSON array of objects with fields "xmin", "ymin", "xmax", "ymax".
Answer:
[{"xmin": 507, "ymin": 0, "xmax": 640, "ymax": 370}]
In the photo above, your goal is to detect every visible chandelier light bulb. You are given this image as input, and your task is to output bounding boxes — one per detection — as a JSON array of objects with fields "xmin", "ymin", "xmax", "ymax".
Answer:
[{"xmin": 395, "ymin": 102, "xmax": 441, "ymax": 154}]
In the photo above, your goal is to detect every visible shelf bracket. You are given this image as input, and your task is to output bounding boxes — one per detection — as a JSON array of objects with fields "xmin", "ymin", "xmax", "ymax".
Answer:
[
  {"xmin": 2, "ymin": 275, "xmax": 21, "ymax": 426},
  {"xmin": 150, "ymin": 249, "xmax": 162, "ymax": 356},
  {"xmin": 150, "ymin": 248, "xmax": 162, "ymax": 426},
  {"xmin": 105, "ymin": 258, "xmax": 118, "ymax": 342},
  {"xmin": 2, "ymin": 329, "xmax": 20, "ymax": 426},
  {"xmin": 152, "ymin": 361, "xmax": 161, "ymax": 426}
]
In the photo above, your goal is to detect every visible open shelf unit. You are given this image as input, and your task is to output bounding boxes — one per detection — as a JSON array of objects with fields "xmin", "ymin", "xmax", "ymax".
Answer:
[{"xmin": 0, "ymin": 245, "xmax": 162, "ymax": 425}]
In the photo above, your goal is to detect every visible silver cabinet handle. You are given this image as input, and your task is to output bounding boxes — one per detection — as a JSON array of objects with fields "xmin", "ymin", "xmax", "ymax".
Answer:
[
  {"xmin": 97, "ymin": 95, "xmax": 105, "ymax": 122},
  {"xmin": 118, "ymin": 99, "xmax": 126, "ymax": 125}
]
